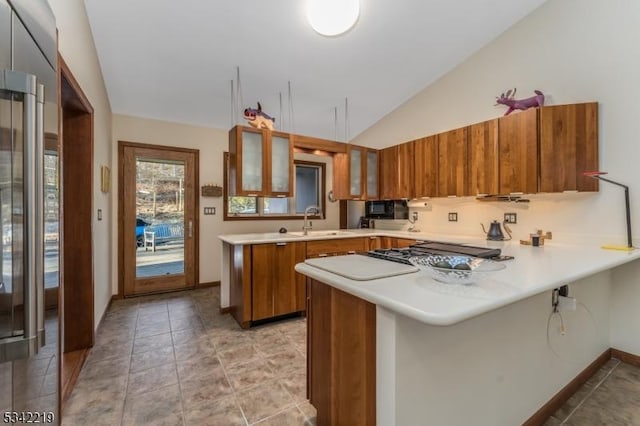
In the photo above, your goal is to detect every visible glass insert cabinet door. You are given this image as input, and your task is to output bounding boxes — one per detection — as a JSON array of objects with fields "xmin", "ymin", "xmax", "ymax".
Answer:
[
  {"xmin": 349, "ymin": 147, "xmax": 363, "ymax": 198},
  {"xmin": 270, "ymin": 134, "xmax": 291, "ymax": 195},
  {"xmin": 241, "ymin": 130, "xmax": 263, "ymax": 194},
  {"xmin": 366, "ymin": 150, "xmax": 378, "ymax": 198}
]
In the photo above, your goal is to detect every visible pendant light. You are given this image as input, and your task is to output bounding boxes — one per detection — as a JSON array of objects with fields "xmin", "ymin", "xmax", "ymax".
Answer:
[{"xmin": 307, "ymin": 0, "xmax": 360, "ymax": 37}]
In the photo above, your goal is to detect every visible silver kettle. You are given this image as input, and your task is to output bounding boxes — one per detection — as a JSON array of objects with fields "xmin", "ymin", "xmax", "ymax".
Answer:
[{"xmin": 481, "ymin": 220, "xmax": 512, "ymax": 241}]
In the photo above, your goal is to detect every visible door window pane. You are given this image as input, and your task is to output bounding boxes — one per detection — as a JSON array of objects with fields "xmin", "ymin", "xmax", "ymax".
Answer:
[{"xmin": 135, "ymin": 158, "xmax": 185, "ymax": 277}]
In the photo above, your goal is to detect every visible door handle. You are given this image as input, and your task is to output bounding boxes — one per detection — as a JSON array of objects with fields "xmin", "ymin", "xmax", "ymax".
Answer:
[
  {"xmin": 188, "ymin": 220, "xmax": 193, "ymax": 238},
  {"xmin": 35, "ymin": 83, "xmax": 45, "ymax": 347},
  {"xmin": 0, "ymin": 70, "xmax": 43, "ymax": 361}
]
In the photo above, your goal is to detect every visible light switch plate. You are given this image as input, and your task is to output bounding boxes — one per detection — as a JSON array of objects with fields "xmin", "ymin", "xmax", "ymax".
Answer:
[
  {"xmin": 504, "ymin": 213, "xmax": 517, "ymax": 224},
  {"xmin": 204, "ymin": 207, "xmax": 216, "ymax": 215},
  {"xmin": 448, "ymin": 212, "xmax": 458, "ymax": 222}
]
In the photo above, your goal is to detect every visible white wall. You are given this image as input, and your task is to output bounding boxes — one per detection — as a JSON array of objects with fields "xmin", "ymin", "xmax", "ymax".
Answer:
[
  {"xmin": 353, "ymin": 0, "xmax": 640, "ymax": 354},
  {"xmin": 112, "ymin": 114, "xmax": 340, "ymax": 289},
  {"xmin": 48, "ymin": 0, "xmax": 113, "ymax": 329},
  {"xmin": 395, "ymin": 271, "xmax": 611, "ymax": 425}
]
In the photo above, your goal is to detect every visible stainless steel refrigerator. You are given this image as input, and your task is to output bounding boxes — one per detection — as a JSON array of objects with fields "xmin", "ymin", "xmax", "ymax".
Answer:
[{"xmin": 1, "ymin": 0, "xmax": 59, "ymax": 421}]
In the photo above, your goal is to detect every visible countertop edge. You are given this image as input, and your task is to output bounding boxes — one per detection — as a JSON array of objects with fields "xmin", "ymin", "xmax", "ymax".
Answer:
[{"xmin": 295, "ymin": 250, "xmax": 640, "ymax": 326}]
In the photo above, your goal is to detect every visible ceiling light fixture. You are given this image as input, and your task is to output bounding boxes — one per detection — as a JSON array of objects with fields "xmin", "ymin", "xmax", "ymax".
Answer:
[{"xmin": 307, "ymin": 0, "xmax": 360, "ymax": 37}]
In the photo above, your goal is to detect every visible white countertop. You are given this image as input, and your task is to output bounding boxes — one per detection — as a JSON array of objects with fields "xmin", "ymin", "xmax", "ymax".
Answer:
[
  {"xmin": 218, "ymin": 228, "xmax": 483, "ymax": 245},
  {"xmin": 295, "ymin": 240, "xmax": 640, "ymax": 326}
]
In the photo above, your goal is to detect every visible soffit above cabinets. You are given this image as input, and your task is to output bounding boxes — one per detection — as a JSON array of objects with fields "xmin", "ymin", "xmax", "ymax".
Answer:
[{"xmin": 83, "ymin": 0, "xmax": 548, "ymax": 140}]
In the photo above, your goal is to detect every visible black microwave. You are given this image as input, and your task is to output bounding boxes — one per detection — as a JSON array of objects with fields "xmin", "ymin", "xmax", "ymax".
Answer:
[{"xmin": 364, "ymin": 200, "xmax": 409, "ymax": 220}]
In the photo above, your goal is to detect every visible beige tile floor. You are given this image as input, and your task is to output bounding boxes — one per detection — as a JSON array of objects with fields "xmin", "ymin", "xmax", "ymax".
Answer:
[
  {"xmin": 62, "ymin": 287, "xmax": 314, "ymax": 426},
  {"xmin": 64, "ymin": 286, "xmax": 640, "ymax": 426},
  {"xmin": 545, "ymin": 358, "xmax": 640, "ymax": 425}
]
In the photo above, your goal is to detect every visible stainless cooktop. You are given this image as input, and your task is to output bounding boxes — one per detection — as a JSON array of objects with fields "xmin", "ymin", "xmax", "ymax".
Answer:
[{"xmin": 366, "ymin": 241, "xmax": 510, "ymax": 265}]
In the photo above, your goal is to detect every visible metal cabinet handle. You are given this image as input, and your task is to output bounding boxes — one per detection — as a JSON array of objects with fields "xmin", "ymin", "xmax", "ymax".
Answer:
[
  {"xmin": 318, "ymin": 253, "xmax": 328, "ymax": 257},
  {"xmin": 347, "ymin": 250, "xmax": 356, "ymax": 254},
  {"xmin": 188, "ymin": 221, "xmax": 193, "ymax": 238},
  {"xmin": 276, "ymin": 242, "xmax": 287, "ymax": 246}
]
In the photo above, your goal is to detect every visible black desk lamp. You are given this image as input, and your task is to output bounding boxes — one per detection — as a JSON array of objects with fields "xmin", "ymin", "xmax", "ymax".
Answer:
[{"xmin": 583, "ymin": 171, "xmax": 635, "ymax": 251}]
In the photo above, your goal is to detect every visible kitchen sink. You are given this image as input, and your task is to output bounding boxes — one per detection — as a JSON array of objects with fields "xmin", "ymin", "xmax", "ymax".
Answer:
[{"xmin": 288, "ymin": 230, "xmax": 357, "ymax": 237}]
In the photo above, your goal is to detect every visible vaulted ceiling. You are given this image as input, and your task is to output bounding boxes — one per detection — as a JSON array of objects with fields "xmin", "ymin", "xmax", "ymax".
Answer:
[{"xmin": 84, "ymin": 0, "xmax": 547, "ymax": 140}]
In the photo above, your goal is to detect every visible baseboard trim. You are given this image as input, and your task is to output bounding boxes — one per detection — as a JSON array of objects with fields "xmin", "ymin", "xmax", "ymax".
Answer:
[
  {"xmin": 611, "ymin": 348, "xmax": 640, "ymax": 368},
  {"xmin": 220, "ymin": 306, "xmax": 231, "ymax": 314},
  {"xmin": 198, "ymin": 281, "xmax": 220, "ymax": 288},
  {"xmin": 61, "ymin": 348, "xmax": 89, "ymax": 411},
  {"xmin": 96, "ymin": 297, "xmax": 113, "ymax": 335},
  {"xmin": 523, "ymin": 348, "xmax": 612, "ymax": 426}
]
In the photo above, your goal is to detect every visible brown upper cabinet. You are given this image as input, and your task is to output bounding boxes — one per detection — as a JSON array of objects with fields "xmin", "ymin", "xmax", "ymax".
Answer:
[
  {"xmin": 538, "ymin": 102, "xmax": 598, "ymax": 192},
  {"xmin": 333, "ymin": 145, "xmax": 379, "ymax": 200},
  {"xmin": 469, "ymin": 120, "xmax": 499, "ymax": 196},
  {"xmin": 379, "ymin": 141, "xmax": 414, "ymax": 199},
  {"xmin": 437, "ymin": 127, "xmax": 469, "ymax": 197},
  {"xmin": 497, "ymin": 108, "xmax": 539, "ymax": 194},
  {"xmin": 228, "ymin": 125, "xmax": 293, "ymax": 197},
  {"xmin": 413, "ymin": 135, "xmax": 438, "ymax": 198}
]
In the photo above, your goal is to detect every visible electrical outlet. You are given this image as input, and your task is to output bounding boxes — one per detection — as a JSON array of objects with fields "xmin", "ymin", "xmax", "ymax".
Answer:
[
  {"xmin": 204, "ymin": 207, "xmax": 216, "ymax": 215},
  {"xmin": 504, "ymin": 213, "xmax": 517, "ymax": 224},
  {"xmin": 412, "ymin": 212, "xmax": 418, "ymax": 221},
  {"xmin": 448, "ymin": 212, "xmax": 458, "ymax": 222}
]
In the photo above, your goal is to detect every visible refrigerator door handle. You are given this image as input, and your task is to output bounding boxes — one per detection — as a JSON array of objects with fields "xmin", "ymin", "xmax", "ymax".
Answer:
[
  {"xmin": 0, "ymin": 69, "xmax": 43, "ymax": 362},
  {"xmin": 35, "ymin": 83, "xmax": 46, "ymax": 348}
]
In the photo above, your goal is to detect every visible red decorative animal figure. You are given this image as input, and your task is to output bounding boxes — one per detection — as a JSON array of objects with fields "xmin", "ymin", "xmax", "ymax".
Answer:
[
  {"xmin": 243, "ymin": 102, "xmax": 275, "ymax": 130},
  {"xmin": 496, "ymin": 88, "xmax": 545, "ymax": 115}
]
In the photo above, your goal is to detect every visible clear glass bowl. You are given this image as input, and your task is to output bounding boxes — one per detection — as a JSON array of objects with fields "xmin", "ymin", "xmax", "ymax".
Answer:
[{"xmin": 408, "ymin": 255, "xmax": 506, "ymax": 285}]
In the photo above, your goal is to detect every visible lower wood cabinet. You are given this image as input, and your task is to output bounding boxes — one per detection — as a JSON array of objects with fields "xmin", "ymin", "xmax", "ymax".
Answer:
[
  {"xmin": 252, "ymin": 242, "xmax": 306, "ymax": 321},
  {"xmin": 229, "ymin": 241, "xmax": 307, "ymax": 328},
  {"xmin": 306, "ymin": 237, "xmax": 367, "ymax": 258},
  {"xmin": 307, "ymin": 278, "xmax": 376, "ymax": 426}
]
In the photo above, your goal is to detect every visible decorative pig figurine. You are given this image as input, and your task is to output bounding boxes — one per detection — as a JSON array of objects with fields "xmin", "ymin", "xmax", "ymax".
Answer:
[
  {"xmin": 243, "ymin": 102, "xmax": 275, "ymax": 130},
  {"xmin": 495, "ymin": 88, "xmax": 545, "ymax": 115}
]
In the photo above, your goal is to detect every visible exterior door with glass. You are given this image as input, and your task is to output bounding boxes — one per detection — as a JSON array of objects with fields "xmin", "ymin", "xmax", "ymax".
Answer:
[{"xmin": 120, "ymin": 143, "xmax": 198, "ymax": 296}]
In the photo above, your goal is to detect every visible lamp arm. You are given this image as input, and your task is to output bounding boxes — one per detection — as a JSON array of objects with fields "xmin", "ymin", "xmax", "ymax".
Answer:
[
  {"xmin": 593, "ymin": 175, "xmax": 629, "ymax": 190},
  {"xmin": 587, "ymin": 174, "xmax": 633, "ymax": 248},
  {"xmin": 624, "ymin": 186, "xmax": 633, "ymax": 248}
]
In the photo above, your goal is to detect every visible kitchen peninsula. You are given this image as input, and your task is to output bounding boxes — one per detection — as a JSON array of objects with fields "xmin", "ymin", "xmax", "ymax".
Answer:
[
  {"xmin": 295, "ymin": 238, "xmax": 640, "ymax": 425},
  {"xmin": 220, "ymin": 230, "xmax": 640, "ymax": 425}
]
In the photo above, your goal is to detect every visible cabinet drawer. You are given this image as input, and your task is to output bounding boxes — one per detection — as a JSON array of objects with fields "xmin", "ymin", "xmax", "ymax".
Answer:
[{"xmin": 306, "ymin": 238, "xmax": 367, "ymax": 257}]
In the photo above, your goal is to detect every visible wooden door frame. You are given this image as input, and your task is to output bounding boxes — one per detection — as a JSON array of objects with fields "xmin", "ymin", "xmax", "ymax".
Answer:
[
  {"xmin": 58, "ymin": 53, "xmax": 95, "ymax": 355},
  {"xmin": 117, "ymin": 140, "xmax": 200, "ymax": 298}
]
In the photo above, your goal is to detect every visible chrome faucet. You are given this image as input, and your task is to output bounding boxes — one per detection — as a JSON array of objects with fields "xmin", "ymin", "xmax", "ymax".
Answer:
[{"xmin": 303, "ymin": 205, "xmax": 320, "ymax": 236}]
